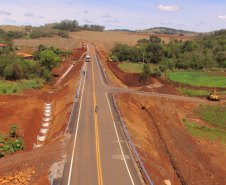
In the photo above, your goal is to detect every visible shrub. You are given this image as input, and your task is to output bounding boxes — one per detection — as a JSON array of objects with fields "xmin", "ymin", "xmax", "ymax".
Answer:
[
  {"xmin": 13, "ymin": 87, "xmax": 17, "ymax": 93},
  {"xmin": 2, "ymin": 87, "xmax": 7, "ymax": 93},
  {"xmin": 110, "ymin": 55, "xmax": 119, "ymax": 62}
]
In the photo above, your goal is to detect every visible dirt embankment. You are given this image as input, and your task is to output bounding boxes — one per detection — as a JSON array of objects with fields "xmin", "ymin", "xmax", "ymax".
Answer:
[
  {"xmin": 0, "ymin": 43, "xmax": 86, "ymax": 184},
  {"xmin": 115, "ymin": 93, "xmax": 226, "ymax": 185}
]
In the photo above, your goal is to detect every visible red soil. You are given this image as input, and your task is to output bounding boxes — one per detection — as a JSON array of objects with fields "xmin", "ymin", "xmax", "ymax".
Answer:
[
  {"xmin": 107, "ymin": 62, "xmax": 155, "ymax": 87},
  {"xmin": 115, "ymin": 93, "xmax": 226, "ymax": 185},
  {"xmin": 0, "ymin": 45, "xmax": 85, "ymax": 184}
]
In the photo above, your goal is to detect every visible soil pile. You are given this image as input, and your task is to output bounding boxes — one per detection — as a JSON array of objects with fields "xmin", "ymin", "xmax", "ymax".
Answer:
[
  {"xmin": 115, "ymin": 93, "xmax": 226, "ymax": 185},
  {"xmin": 107, "ymin": 62, "xmax": 155, "ymax": 87}
]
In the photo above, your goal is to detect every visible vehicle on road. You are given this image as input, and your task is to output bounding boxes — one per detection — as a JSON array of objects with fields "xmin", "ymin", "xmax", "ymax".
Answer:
[
  {"xmin": 86, "ymin": 55, "xmax": 91, "ymax": 62},
  {"xmin": 207, "ymin": 89, "xmax": 220, "ymax": 101}
]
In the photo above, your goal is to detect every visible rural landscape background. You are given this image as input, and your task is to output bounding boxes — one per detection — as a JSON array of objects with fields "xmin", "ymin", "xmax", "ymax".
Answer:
[{"xmin": 0, "ymin": 0, "xmax": 226, "ymax": 184}]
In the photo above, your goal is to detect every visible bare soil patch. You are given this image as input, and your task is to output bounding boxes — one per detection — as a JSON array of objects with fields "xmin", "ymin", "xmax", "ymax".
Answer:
[{"xmin": 115, "ymin": 93, "xmax": 226, "ymax": 185}]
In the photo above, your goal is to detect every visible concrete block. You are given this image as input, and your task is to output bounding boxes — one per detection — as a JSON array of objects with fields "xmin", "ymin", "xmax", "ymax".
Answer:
[
  {"xmin": 45, "ymin": 109, "xmax": 51, "ymax": 113},
  {"xmin": 37, "ymin": 135, "xmax": 46, "ymax": 141},
  {"xmin": 44, "ymin": 113, "xmax": 51, "ymax": 117},
  {"xmin": 40, "ymin": 128, "xmax": 49, "ymax": 134},
  {"xmin": 42, "ymin": 122, "xmax": 50, "ymax": 127},
  {"xmin": 43, "ymin": 117, "xmax": 50, "ymax": 122},
  {"xmin": 164, "ymin": 180, "xmax": 171, "ymax": 185}
]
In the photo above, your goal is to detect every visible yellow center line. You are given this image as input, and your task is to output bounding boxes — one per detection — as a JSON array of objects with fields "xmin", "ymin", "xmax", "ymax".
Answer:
[{"xmin": 92, "ymin": 54, "xmax": 103, "ymax": 185}]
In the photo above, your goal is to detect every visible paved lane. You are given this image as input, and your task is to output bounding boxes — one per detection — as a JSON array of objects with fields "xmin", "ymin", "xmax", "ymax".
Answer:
[{"xmin": 62, "ymin": 43, "xmax": 143, "ymax": 185}]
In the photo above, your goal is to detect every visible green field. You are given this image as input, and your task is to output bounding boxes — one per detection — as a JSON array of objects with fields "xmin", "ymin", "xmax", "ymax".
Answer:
[
  {"xmin": 177, "ymin": 86, "xmax": 226, "ymax": 97},
  {"xmin": 184, "ymin": 121, "xmax": 226, "ymax": 144},
  {"xmin": 194, "ymin": 104, "xmax": 226, "ymax": 129},
  {"xmin": 0, "ymin": 79, "xmax": 45, "ymax": 94},
  {"xmin": 169, "ymin": 72, "xmax": 226, "ymax": 88},
  {"xmin": 117, "ymin": 63, "xmax": 144, "ymax": 73}
]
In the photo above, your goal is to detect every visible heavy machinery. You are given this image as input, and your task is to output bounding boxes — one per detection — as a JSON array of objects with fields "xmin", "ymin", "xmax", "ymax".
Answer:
[{"xmin": 207, "ymin": 89, "xmax": 220, "ymax": 101}]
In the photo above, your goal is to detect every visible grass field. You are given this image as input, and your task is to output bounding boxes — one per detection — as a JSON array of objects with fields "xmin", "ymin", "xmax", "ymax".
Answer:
[
  {"xmin": 194, "ymin": 104, "xmax": 226, "ymax": 129},
  {"xmin": 184, "ymin": 121, "xmax": 226, "ymax": 144},
  {"xmin": 0, "ymin": 25, "xmax": 25, "ymax": 31},
  {"xmin": 14, "ymin": 37, "xmax": 81, "ymax": 49},
  {"xmin": 169, "ymin": 72, "xmax": 226, "ymax": 88},
  {"xmin": 118, "ymin": 62, "xmax": 144, "ymax": 73},
  {"xmin": 0, "ymin": 79, "xmax": 44, "ymax": 94},
  {"xmin": 176, "ymin": 86, "xmax": 226, "ymax": 97}
]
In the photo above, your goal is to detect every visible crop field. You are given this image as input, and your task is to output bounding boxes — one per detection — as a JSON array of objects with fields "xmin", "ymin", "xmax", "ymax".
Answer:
[
  {"xmin": 13, "ymin": 37, "xmax": 81, "ymax": 49},
  {"xmin": 69, "ymin": 31, "xmax": 194, "ymax": 53},
  {"xmin": 0, "ymin": 25, "xmax": 25, "ymax": 31},
  {"xmin": 176, "ymin": 86, "xmax": 226, "ymax": 97},
  {"xmin": 169, "ymin": 72, "xmax": 226, "ymax": 88},
  {"xmin": 117, "ymin": 62, "xmax": 144, "ymax": 73}
]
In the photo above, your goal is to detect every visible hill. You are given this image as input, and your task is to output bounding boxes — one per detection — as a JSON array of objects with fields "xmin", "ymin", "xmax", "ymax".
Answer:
[{"xmin": 136, "ymin": 27, "xmax": 200, "ymax": 37}]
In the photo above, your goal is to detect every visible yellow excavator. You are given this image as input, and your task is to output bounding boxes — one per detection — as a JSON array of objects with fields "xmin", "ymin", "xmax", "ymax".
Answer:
[{"xmin": 207, "ymin": 89, "xmax": 220, "ymax": 101}]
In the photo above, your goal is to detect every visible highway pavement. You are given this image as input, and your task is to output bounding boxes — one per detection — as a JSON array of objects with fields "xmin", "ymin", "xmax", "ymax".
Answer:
[{"xmin": 61, "ymin": 43, "xmax": 143, "ymax": 185}]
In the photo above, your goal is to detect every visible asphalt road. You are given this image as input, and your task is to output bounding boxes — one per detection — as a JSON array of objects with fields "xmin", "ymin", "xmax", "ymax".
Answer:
[{"xmin": 61, "ymin": 43, "xmax": 143, "ymax": 185}]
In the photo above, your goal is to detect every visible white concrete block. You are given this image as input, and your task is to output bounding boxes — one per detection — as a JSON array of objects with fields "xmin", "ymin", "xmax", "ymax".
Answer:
[
  {"xmin": 44, "ymin": 113, "xmax": 51, "ymax": 117},
  {"xmin": 40, "ymin": 128, "xmax": 49, "ymax": 134},
  {"xmin": 43, "ymin": 117, "xmax": 50, "ymax": 122},
  {"xmin": 45, "ymin": 106, "xmax": 51, "ymax": 110},
  {"xmin": 45, "ymin": 103, "xmax": 52, "ymax": 106},
  {"xmin": 42, "ymin": 122, "xmax": 50, "ymax": 127},
  {"xmin": 37, "ymin": 135, "xmax": 46, "ymax": 141},
  {"xmin": 45, "ymin": 109, "xmax": 51, "ymax": 113},
  {"xmin": 164, "ymin": 180, "xmax": 171, "ymax": 185}
]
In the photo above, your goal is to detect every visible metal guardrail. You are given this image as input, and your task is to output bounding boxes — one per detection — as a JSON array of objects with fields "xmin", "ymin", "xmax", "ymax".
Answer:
[
  {"xmin": 64, "ymin": 61, "xmax": 85, "ymax": 134},
  {"xmin": 112, "ymin": 93, "xmax": 154, "ymax": 185},
  {"xmin": 96, "ymin": 54, "xmax": 112, "ymax": 86}
]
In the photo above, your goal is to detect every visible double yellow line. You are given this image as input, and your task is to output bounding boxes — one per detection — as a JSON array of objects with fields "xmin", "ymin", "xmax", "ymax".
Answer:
[{"xmin": 92, "ymin": 53, "xmax": 103, "ymax": 185}]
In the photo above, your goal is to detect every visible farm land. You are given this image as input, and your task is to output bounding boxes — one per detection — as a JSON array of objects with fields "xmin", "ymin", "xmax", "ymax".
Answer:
[{"xmin": 0, "ymin": 24, "xmax": 226, "ymax": 184}]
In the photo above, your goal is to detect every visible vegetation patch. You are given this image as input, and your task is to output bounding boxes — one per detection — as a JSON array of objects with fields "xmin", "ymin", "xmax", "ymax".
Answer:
[
  {"xmin": 176, "ymin": 86, "xmax": 226, "ymax": 97},
  {"xmin": 0, "ymin": 79, "xmax": 44, "ymax": 94},
  {"xmin": 194, "ymin": 104, "xmax": 226, "ymax": 129},
  {"xmin": 118, "ymin": 62, "xmax": 144, "ymax": 73},
  {"xmin": 0, "ymin": 125, "xmax": 24, "ymax": 157},
  {"xmin": 184, "ymin": 121, "xmax": 226, "ymax": 144},
  {"xmin": 169, "ymin": 72, "xmax": 226, "ymax": 87}
]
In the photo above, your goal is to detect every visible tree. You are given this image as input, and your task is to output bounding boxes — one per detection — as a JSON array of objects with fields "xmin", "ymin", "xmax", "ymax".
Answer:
[
  {"xmin": 65, "ymin": 50, "xmax": 73, "ymax": 61},
  {"xmin": 40, "ymin": 50, "xmax": 61, "ymax": 70},
  {"xmin": 139, "ymin": 64, "xmax": 152, "ymax": 83},
  {"xmin": 150, "ymin": 35, "xmax": 161, "ymax": 43},
  {"xmin": 9, "ymin": 125, "xmax": 20, "ymax": 138}
]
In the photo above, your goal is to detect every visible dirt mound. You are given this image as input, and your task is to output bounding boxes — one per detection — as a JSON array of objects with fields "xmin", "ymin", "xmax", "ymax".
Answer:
[
  {"xmin": 107, "ymin": 62, "xmax": 155, "ymax": 87},
  {"xmin": 115, "ymin": 93, "xmax": 226, "ymax": 185}
]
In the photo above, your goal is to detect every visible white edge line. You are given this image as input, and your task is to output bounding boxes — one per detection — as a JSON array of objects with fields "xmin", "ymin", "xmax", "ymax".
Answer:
[
  {"xmin": 67, "ymin": 63, "xmax": 87, "ymax": 185},
  {"xmin": 105, "ymin": 92, "xmax": 135, "ymax": 185}
]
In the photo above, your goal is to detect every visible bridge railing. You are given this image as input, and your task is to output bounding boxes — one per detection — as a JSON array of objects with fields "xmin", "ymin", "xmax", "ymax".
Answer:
[
  {"xmin": 64, "ymin": 61, "xmax": 85, "ymax": 134},
  {"xmin": 96, "ymin": 54, "xmax": 112, "ymax": 86},
  {"xmin": 112, "ymin": 93, "xmax": 154, "ymax": 185}
]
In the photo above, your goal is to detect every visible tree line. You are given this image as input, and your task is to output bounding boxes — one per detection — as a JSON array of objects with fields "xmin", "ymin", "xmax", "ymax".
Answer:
[
  {"xmin": 53, "ymin": 19, "xmax": 105, "ymax": 32},
  {"xmin": 110, "ymin": 30, "xmax": 226, "ymax": 71},
  {"xmin": 0, "ymin": 44, "xmax": 72, "ymax": 84}
]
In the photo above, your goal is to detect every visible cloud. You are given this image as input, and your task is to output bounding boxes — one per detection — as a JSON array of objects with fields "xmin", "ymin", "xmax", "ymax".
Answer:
[
  {"xmin": 139, "ymin": 23, "xmax": 146, "ymax": 25},
  {"xmin": 38, "ymin": 16, "xmax": 45, "ymax": 18},
  {"xmin": 0, "ymin": 11, "xmax": 11, "ymax": 15},
  {"xmin": 196, "ymin": 22, "xmax": 206, "ymax": 26},
  {"xmin": 157, "ymin": 4, "xmax": 181, "ymax": 12},
  {"xmin": 217, "ymin": 15, "xmax": 226, "ymax": 19},
  {"xmin": 175, "ymin": 23, "xmax": 184, "ymax": 26},
  {"xmin": 102, "ymin": 15, "xmax": 111, "ymax": 18},
  {"xmin": 105, "ymin": 19, "xmax": 119, "ymax": 23},
  {"xmin": 67, "ymin": 2, "xmax": 72, "ymax": 4},
  {"xmin": 84, "ymin": 10, "xmax": 89, "ymax": 14},
  {"xmin": 114, "ymin": 26, "xmax": 121, "ymax": 28},
  {"xmin": 24, "ymin": 13, "xmax": 34, "ymax": 17},
  {"xmin": 3, "ymin": 19, "xmax": 17, "ymax": 23},
  {"xmin": 82, "ymin": 19, "xmax": 93, "ymax": 23}
]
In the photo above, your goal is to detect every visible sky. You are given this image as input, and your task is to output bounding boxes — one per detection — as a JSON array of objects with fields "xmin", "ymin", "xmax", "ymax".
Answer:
[{"xmin": 0, "ymin": 0, "xmax": 226, "ymax": 32}]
